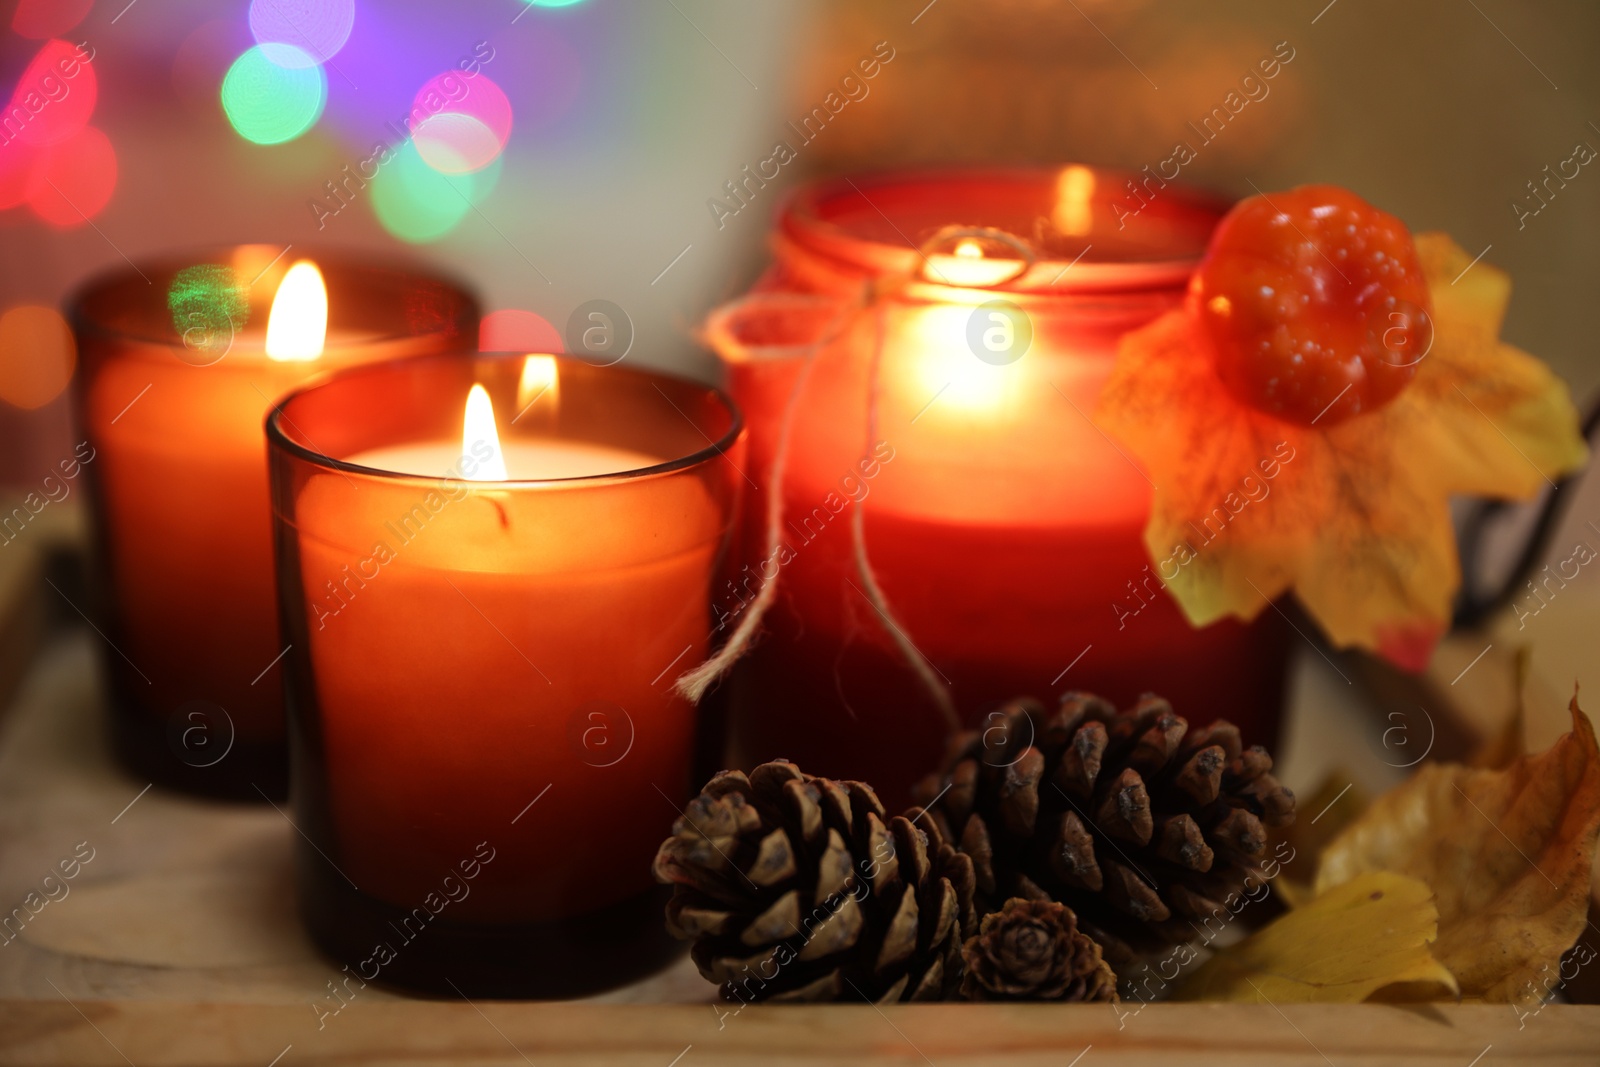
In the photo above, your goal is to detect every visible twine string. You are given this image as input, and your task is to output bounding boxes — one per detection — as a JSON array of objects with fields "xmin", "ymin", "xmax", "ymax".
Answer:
[
  {"xmin": 847, "ymin": 294, "xmax": 960, "ymax": 735},
  {"xmin": 676, "ymin": 225, "xmax": 1040, "ymax": 746},
  {"xmin": 674, "ymin": 292, "xmax": 865, "ymax": 704}
]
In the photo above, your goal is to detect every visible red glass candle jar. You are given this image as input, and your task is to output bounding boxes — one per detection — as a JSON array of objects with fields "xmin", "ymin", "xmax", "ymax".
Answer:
[
  {"xmin": 70, "ymin": 249, "xmax": 476, "ymax": 798},
  {"xmin": 712, "ymin": 167, "xmax": 1289, "ymax": 803},
  {"xmin": 268, "ymin": 352, "xmax": 743, "ymax": 996}
]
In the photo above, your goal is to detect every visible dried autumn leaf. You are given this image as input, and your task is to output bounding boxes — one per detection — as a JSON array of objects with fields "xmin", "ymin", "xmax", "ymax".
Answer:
[
  {"xmin": 1315, "ymin": 695, "xmax": 1600, "ymax": 1001},
  {"xmin": 1170, "ymin": 871, "xmax": 1457, "ymax": 1003},
  {"xmin": 1273, "ymin": 773, "xmax": 1370, "ymax": 908},
  {"xmin": 1097, "ymin": 225, "xmax": 1588, "ymax": 670}
]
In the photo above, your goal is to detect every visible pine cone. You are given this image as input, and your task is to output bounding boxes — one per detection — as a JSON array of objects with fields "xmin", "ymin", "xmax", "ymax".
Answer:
[
  {"xmin": 912, "ymin": 692, "xmax": 1296, "ymax": 964},
  {"xmin": 653, "ymin": 760, "xmax": 978, "ymax": 1003},
  {"xmin": 960, "ymin": 898, "xmax": 1118, "ymax": 1002}
]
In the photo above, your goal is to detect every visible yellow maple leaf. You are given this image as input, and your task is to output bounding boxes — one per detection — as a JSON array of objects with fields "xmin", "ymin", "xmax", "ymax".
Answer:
[
  {"xmin": 1170, "ymin": 871, "xmax": 1457, "ymax": 1002},
  {"xmin": 1098, "ymin": 230, "xmax": 1588, "ymax": 670},
  {"xmin": 1315, "ymin": 695, "xmax": 1600, "ymax": 1001}
]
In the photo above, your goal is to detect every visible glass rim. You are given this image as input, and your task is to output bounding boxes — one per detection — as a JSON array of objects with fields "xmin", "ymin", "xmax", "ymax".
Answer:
[
  {"xmin": 778, "ymin": 164, "xmax": 1232, "ymax": 295},
  {"xmin": 66, "ymin": 243, "xmax": 478, "ymax": 351},
  {"xmin": 266, "ymin": 350, "xmax": 746, "ymax": 488}
]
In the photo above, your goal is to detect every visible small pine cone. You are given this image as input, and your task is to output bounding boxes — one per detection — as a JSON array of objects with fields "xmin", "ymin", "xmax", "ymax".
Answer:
[
  {"xmin": 913, "ymin": 692, "xmax": 1296, "ymax": 965},
  {"xmin": 960, "ymin": 898, "xmax": 1118, "ymax": 1002},
  {"xmin": 653, "ymin": 761, "xmax": 977, "ymax": 1003}
]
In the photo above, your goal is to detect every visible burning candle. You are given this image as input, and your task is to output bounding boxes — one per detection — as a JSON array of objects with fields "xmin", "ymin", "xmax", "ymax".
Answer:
[
  {"xmin": 710, "ymin": 168, "xmax": 1290, "ymax": 802},
  {"xmin": 267, "ymin": 352, "xmax": 743, "ymax": 995},
  {"xmin": 69, "ymin": 248, "xmax": 476, "ymax": 796}
]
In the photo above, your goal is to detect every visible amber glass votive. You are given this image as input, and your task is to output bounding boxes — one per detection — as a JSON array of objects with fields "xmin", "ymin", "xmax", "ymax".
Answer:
[
  {"xmin": 70, "ymin": 248, "xmax": 477, "ymax": 797},
  {"xmin": 268, "ymin": 352, "xmax": 744, "ymax": 996}
]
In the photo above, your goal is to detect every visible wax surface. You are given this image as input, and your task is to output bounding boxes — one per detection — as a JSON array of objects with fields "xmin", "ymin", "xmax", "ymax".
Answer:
[{"xmin": 347, "ymin": 440, "xmax": 663, "ymax": 481}]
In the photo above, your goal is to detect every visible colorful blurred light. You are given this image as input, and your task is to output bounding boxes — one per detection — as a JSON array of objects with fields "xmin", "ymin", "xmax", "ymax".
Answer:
[
  {"xmin": 524, "ymin": 0, "xmax": 589, "ymax": 8},
  {"xmin": 248, "ymin": 0, "xmax": 356, "ymax": 68},
  {"xmin": 9, "ymin": 38, "xmax": 98, "ymax": 148},
  {"xmin": 413, "ymin": 112, "xmax": 501, "ymax": 175},
  {"xmin": 26, "ymin": 125, "xmax": 115, "ymax": 227},
  {"xmin": 371, "ymin": 139, "xmax": 496, "ymax": 243},
  {"xmin": 410, "ymin": 71, "xmax": 512, "ymax": 174},
  {"xmin": 479, "ymin": 309, "xmax": 562, "ymax": 352},
  {"xmin": 221, "ymin": 44, "xmax": 327, "ymax": 144},
  {"xmin": 0, "ymin": 139, "xmax": 43, "ymax": 211},
  {"xmin": 0, "ymin": 306, "xmax": 76, "ymax": 411},
  {"xmin": 11, "ymin": 0, "xmax": 93, "ymax": 40}
]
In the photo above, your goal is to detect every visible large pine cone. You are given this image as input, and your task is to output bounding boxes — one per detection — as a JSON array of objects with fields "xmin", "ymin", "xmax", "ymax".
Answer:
[
  {"xmin": 912, "ymin": 693, "xmax": 1295, "ymax": 964},
  {"xmin": 653, "ymin": 761, "xmax": 978, "ymax": 1002}
]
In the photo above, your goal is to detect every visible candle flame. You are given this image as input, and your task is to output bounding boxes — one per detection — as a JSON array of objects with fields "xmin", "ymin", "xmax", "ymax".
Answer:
[
  {"xmin": 1053, "ymin": 165, "xmax": 1096, "ymax": 237},
  {"xmin": 911, "ymin": 305, "xmax": 1010, "ymax": 413},
  {"xmin": 462, "ymin": 383, "xmax": 508, "ymax": 481},
  {"xmin": 932, "ymin": 242, "xmax": 1020, "ymax": 288},
  {"xmin": 265, "ymin": 261, "xmax": 328, "ymax": 362},
  {"xmin": 516, "ymin": 354, "xmax": 559, "ymax": 415}
]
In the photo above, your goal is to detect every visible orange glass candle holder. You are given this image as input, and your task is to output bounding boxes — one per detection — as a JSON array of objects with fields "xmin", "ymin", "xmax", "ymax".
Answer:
[
  {"xmin": 69, "ymin": 248, "xmax": 476, "ymax": 798},
  {"xmin": 714, "ymin": 167, "xmax": 1290, "ymax": 803},
  {"xmin": 267, "ymin": 352, "xmax": 744, "ymax": 996}
]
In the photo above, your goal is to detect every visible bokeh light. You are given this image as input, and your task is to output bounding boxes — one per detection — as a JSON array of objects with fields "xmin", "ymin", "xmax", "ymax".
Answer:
[
  {"xmin": 410, "ymin": 72, "xmax": 512, "ymax": 174},
  {"xmin": 0, "ymin": 139, "xmax": 43, "ymax": 211},
  {"xmin": 480, "ymin": 309, "xmax": 562, "ymax": 352},
  {"xmin": 221, "ymin": 45, "xmax": 327, "ymax": 145},
  {"xmin": 525, "ymin": 0, "xmax": 589, "ymax": 8},
  {"xmin": 11, "ymin": 0, "xmax": 93, "ymax": 40},
  {"xmin": 413, "ymin": 113, "xmax": 501, "ymax": 175},
  {"xmin": 10, "ymin": 39, "xmax": 98, "ymax": 148},
  {"xmin": 26, "ymin": 125, "xmax": 116, "ymax": 227},
  {"xmin": 0, "ymin": 306, "xmax": 76, "ymax": 411},
  {"xmin": 0, "ymin": 38, "xmax": 103, "ymax": 217},
  {"xmin": 371, "ymin": 141, "xmax": 501, "ymax": 243},
  {"xmin": 248, "ymin": 0, "xmax": 355, "ymax": 68}
]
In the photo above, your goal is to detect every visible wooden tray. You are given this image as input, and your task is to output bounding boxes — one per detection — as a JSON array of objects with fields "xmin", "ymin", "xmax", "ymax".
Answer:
[{"xmin": 3, "ymin": 506, "xmax": 1597, "ymax": 1065}]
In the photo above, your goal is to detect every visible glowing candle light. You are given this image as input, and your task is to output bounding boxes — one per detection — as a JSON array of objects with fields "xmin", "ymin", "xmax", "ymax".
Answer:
[
  {"xmin": 514, "ymin": 352, "xmax": 559, "ymax": 434},
  {"xmin": 461, "ymin": 383, "xmax": 508, "ymax": 480},
  {"xmin": 69, "ymin": 249, "xmax": 476, "ymax": 795},
  {"xmin": 1054, "ymin": 164, "xmax": 1096, "ymax": 237},
  {"xmin": 265, "ymin": 261, "xmax": 328, "ymax": 361},
  {"xmin": 268, "ymin": 352, "xmax": 743, "ymax": 994},
  {"xmin": 713, "ymin": 169, "xmax": 1289, "ymax": 801}
]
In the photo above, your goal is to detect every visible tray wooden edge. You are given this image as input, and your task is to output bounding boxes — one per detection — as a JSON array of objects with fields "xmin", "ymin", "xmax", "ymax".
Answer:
[{"xmin": 3, "ymin": 1001, "xmax": 1597, "ymax": 1066}]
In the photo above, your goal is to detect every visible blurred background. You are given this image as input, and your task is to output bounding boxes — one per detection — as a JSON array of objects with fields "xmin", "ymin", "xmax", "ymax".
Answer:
[{"xmin": 2, "ymin": 0, "xmax": 1597, "ymax": 480}]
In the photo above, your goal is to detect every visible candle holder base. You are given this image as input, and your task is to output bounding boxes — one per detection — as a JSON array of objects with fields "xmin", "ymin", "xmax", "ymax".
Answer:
[
  {"xmin": 298, "ymin": 856, "xmax": 684, "ymax": 999},
  {"xmin": 108, "ymin": 700, "xmax": 288, "ymax": 802}
]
